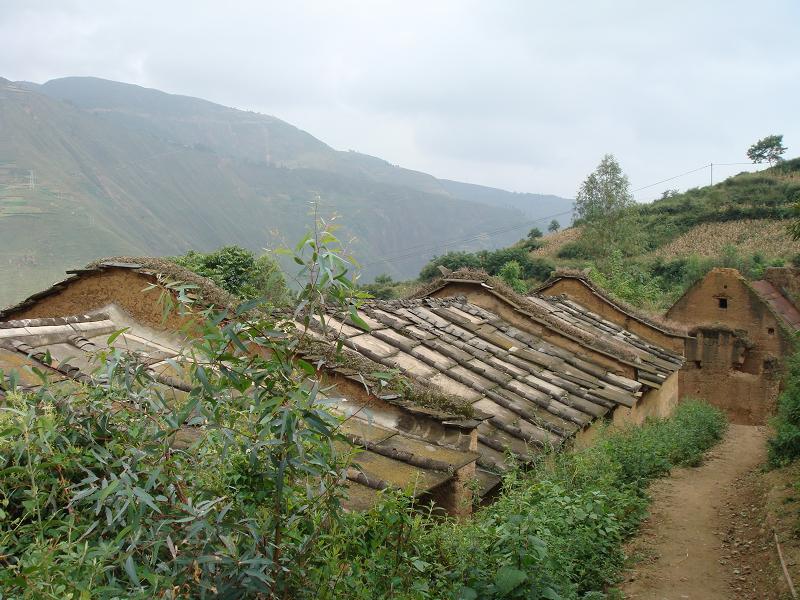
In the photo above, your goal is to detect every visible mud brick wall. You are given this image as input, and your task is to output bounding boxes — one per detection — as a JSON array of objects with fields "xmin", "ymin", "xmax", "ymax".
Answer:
[{"xmin": 667, "ymin": 269, "xmax": 791, "ymax": 424}]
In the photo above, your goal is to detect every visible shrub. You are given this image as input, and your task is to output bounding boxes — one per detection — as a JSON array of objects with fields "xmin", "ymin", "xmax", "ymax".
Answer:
[
  {"xmin": 172, "ymin": 245, "xmax": 288, "ymax": 304},
  {"xmin": 557, "ymin": 241, "xmax": 595, "ymax": 260},
  {"xmin": 300, "ymin": 400, "xmax": 726, "ymax": 599},
  {"xmin": 769, "ymin": 352, "xmax": 800, "ymax": 467}
]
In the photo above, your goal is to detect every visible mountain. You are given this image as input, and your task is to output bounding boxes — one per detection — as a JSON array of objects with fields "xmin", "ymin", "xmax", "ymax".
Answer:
[{"xmin": 0, "ymin": 76, "xmax": 572, "ymax": 306}]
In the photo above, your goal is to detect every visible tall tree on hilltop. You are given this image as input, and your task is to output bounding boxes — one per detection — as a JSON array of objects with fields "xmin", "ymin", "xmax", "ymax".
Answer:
[
  {"xmin": 747, "ymin": 134, "xmax": 787, "ymax": 166},
  {"xmin": 548, "ymin": 219, "xmax": 560, "ymax": 233},
  {"xmin": 574, "ymin": 154, "xmax": 640, "ymax": 260}
]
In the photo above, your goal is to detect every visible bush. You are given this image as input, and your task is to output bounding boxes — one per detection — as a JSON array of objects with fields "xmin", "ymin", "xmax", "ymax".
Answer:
[
  {"xmin": 300, "ymin": 400, "xmax": 726, "ymax": 599},
  {"xmin": 172, "ymin": 245, "xmax": 288, "ymax": 304},
  {"xmin": 418, "ymin": 249, "xmax": 554, "ymax": 284},
  {"xmin": 557, "ymin": 241, "xmax": 595, "ymax": 260},
  {"xmin": 769, "ymin": 352, "xmax": 800, "ymax": 467}
]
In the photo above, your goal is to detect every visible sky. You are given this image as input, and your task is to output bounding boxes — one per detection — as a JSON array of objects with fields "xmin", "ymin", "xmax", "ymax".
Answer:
[{"xmin": 1, "ymin": 0, "xmax": 798, "ymax": 199}]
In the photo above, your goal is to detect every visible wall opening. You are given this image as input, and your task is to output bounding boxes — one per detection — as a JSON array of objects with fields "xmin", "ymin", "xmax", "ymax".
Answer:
[
  {"xmin": 768, "ymin": 327, "xmax": 775, "ymax": 335},
  {"xmin": 718, "ymin": 298, "xmax": 728, "ymax": 309}
]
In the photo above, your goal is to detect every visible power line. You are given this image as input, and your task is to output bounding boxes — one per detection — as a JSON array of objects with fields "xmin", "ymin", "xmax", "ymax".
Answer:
[
  {"xmin": 632, "ymin": 161, "xmax": 759, "ymax": 193},
  {"xmin": 631, "ymin": 164, "xmax": 710, "ymax": 193},
  {"xmin": 365, "ymin": 159, "xmax": 764, "ymax": 269}
]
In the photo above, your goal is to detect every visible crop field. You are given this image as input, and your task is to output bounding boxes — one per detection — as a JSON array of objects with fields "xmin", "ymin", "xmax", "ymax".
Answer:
[{"xmin": 653, "ymin": 219, "xmax": 800, "ymax": 259}]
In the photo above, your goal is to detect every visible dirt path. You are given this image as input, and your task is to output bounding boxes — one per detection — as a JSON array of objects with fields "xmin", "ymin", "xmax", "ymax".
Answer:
[{"xmin": 619, "ymin": 424, "xmax": 772, "ymax": 599}]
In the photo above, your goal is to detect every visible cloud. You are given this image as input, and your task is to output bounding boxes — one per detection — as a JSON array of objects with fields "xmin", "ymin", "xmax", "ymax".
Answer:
[{"xmin": 0, "ymin": 0, "xmax": 798, "ymax": 197}]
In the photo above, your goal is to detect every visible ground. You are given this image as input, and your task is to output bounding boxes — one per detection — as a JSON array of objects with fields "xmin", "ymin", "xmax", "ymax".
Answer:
[{"xmin": 618, "ymin": 424, "xmax": 798, "ymax": 599}]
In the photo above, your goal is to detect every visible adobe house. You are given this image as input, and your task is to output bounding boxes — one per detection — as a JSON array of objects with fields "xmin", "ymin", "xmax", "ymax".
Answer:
[
  {"xmin": 312, "ymin": 272, "xmax": 683, "ymax": 491},
  {"xmin": 535, "ymin": 269, "xmax": 690, "ymax": 354},
  {"xmin": 666, "ymin": 267, "xmax": 800, "ymax": 424},
  {"xmin": 0, "ymin": 258, "xmax": 482, "ymax": 516},
  {"xmin": 409, "ymin": 270, "xmax": 683, "ymax": 430}
]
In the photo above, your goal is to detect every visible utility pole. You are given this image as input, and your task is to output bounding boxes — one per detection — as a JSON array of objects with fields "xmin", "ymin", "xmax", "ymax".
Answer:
[
  {"xmin": 710, "ymin": 162, "xmax": 713, "ymax": 186},
  {"xmin": 28, "ymin": 169, "xmax": 35, "ymax": 191}
]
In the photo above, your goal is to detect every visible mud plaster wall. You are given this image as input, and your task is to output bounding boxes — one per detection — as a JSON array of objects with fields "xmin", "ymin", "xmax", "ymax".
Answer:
[
  {"xmin": 667, "ymin": 269, "xmax": 790, "ymax": 425},
  {"xmin": 6, "ymin": 270, "xmax": 193, "ymax": 332},
  {"xmin": 429, "ymin": 283, "xmax": 636, "ymax": 379},
  {"xmin": 574, "ymin": 370, "xmax": 680, "ymax": 447},
  {"xmin": 540, "ymin": 278, "xmax": 686, "ymax": 353}
]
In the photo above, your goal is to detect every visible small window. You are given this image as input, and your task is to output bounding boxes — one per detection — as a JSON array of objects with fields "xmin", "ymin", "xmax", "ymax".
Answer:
[
  {"xmin": 768, "ymin": 327, "xmax": 775, "ymax": 335},
  {"xmin": 718, "ymin": 298, "xmax": 728, "ymax": 309},
  {"xmin": 694, "ymin": 360, "xmax": 702, "ymax": 369}
]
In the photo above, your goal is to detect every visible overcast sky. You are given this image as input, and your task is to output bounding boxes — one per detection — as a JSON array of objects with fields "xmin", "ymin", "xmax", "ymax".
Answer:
[{"xmin": 1, "ymin": 1, "xmax": 798, "ymax": 199}]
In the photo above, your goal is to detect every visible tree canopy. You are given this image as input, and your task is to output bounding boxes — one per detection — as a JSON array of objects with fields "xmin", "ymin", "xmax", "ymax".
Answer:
[
  {"xmin": 172, "ymin": 245, "xmax": 288, "ymax": 304},
  {"xmin": 747, "ymin": 134, "xmax": 787, "ymax": 165},
  {"xmin": 574, "ymin": 154, "xmax": 640, "ymax": 259},
  {"xmin": 548, "ymin": 219, "xmax": 560, "ymax": 233}
]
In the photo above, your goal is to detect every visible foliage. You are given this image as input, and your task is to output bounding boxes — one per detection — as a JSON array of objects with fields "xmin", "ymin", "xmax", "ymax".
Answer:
[
  {"xmin": 548, "ymin": 220, "xmax": 560, "ymax": 233},
  {"xmin": 499, "ymin": 261, "xmax": 528, "ymax": 294},
  {"xmin": 747, "ymin": 134, "xmax": 788, "ymax": 165},
  {"xmin": 769, "ymin": 350, "xmax": 800, "ymax": 467},
  {"xmin": 573, "ymin": 154, "xmax": 641, "ymax": 261},
  {"xmin": 172, "ymin": 245, "xmax": 289, "ymax": 304},
  {"xmin": 0, "ymin": 221, "xmax": 366, "ymax": 599},
  {"xmin": 418, "ymin": 251, "xmax": 483, "ymax": 280},
  {"xmin": 360, "ymin": 273, "xmax": 400, "ymax": 299},
  {"xmin": 556, "ymin": 241, "xmax": 595, "ymax": 261},
  {"xmin": 300, "ymin": 400, "xmax": 726, "ymax": 599},
  {"xmin": 419, "ymin": 248, "xmax": 554, "ymax": 283},
  {"xmin": 528, "ymin": 228, "xmax": 543, "ymax": 240},
  {"xmin": 587, "ymin": 250, "xmax": 663, "ymax": 309}
]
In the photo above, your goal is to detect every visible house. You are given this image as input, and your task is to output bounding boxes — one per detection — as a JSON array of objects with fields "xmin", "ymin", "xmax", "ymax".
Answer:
[
  {"xmin": 0, "ymin": 259, "xmax": 482, "ymax": 515},
  {"xmin": 535, "ymin": 269, "xmax": 689, "ymax": 354},
  {"xmin": 666, "ymin": 267, "xmax": 800, "ymax": 424},
  {"xmin": 308, "ymin": 270, "xmax": 683, "ymax": 492}
]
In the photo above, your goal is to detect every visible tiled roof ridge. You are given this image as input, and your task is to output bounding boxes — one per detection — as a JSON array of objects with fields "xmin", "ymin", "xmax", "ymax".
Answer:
[
  {"xmin": 1, "ymin": 256, "xmax": 237, "ymax": 320},
  {"xmin": 408, "ymin": 271, "xmax": 658, "ymax": 366},
  {"xmin": 0, "ymin": 312, "xmax": 109, "ymax": 329},
  {"xmin": 537, "ymin": 269, "xmax": 689, "ymax": 336}
]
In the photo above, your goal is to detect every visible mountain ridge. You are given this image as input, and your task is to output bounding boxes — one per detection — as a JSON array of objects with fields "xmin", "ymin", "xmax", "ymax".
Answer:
[{"xmin": 0, "ymin": 76, "xmax": 572, "ymax": 306}]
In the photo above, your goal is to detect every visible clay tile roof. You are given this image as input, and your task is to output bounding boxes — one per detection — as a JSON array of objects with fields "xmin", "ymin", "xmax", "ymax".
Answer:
[
  {"xmin": 411, "ymin": 269, "xmax": 683, "ymax": 384},
  {"xmin": 751, "ymin": 280, "xmax": 800, "ymax": 330},
  {"xmin": 535, "ymin": 269, "xmax": 689, "ymax": 336},
  {"xmin": 312, "ymin": 294, "xmax": 657, "ymax": 477},
  {"xmin": 0, "ymin": 306, "xmax": 483, "ymax": 510}
]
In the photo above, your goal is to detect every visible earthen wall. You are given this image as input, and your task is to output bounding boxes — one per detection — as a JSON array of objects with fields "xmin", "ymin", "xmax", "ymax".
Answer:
[{"xmin": 667, "ymin": 269, "xmax": 791, "ymax": 424}]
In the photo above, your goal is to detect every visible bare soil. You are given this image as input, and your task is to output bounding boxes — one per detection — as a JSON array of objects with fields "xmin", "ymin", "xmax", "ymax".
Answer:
[{"xmin": 618, "ymin": 424, "xmax": 793, "ymax": 599}]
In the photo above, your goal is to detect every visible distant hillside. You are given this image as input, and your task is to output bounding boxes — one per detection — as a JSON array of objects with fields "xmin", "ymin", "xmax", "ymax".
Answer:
[
  {"xmin": 635, "ymin": 158, "xmax": 800, "ymax": 252},
  {"xmin": 438, "ymin": 179, "xmax": 572, "ymax": 227},
  {"xmin": 0, "ymin": 76, "xmax": 572, "ymax": 306}
]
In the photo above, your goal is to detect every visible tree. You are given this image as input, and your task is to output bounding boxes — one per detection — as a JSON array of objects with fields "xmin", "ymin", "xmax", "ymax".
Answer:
[
  {"xmin": 172, "ymin": 245, "xmax": 288, "ymax": 304},
  {"xmin": 498, "ymin": 260, "xmax": 527, "ymax": 293},
  {"xmin": 548, "ymin": 219, "xmax": 560, "ymax": 233},
  {"xmin": 574, "ymin": 154, "xmax": 640, "ymax": 259},
  {"xmin": 527, "ymin": 227, "xmax": 543, "ymax": 240},
  {"xmin": 660, "ymin": 189, "xmax": 679, "ymax": 200},
  {"xmin": 747, "ymin": 134, "xmax": 787, "ymax": 166}
]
